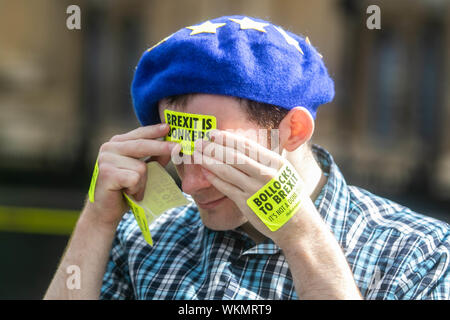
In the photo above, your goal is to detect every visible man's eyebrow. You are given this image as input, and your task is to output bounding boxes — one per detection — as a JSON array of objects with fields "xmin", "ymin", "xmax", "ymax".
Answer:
[
  {"xmin": 170, "ymin": 104, "xmax": 186, "ymax": 111},
  {"xmin": 158, "ymin": 101, "xmax": 183, "ymax": 122},
  {"xmin": 160, "ymin": 101, "xmax": 186, "ymax": 112}
]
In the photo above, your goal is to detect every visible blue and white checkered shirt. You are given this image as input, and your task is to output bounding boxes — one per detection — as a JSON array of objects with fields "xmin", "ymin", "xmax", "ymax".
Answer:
[{"xmin": 100, "ymin": 145, "xmax": 450, "ymax": 300}]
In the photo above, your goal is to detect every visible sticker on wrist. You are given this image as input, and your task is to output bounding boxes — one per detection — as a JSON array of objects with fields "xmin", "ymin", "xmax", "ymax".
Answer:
[{"xmin": 246, "ymin": 162, "xmax": 303, "ymax": 231}]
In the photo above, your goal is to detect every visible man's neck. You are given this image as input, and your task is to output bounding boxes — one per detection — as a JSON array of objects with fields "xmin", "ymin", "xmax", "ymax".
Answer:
[
  {"xmin": 286, "ymin": 143, "xmax": 327, "ymax": 202},
  {"xmin": 241, "ymin": 144, "xmax": 327, "ymax": 244}
]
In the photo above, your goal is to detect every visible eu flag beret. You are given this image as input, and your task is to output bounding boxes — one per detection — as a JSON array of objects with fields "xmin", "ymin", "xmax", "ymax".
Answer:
[{"xmin": 131, "ymin": 15, "xmax": 334, "ymax": 126}]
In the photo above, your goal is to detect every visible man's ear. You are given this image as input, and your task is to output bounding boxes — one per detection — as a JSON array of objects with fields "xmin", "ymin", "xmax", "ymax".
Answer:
[{"xmin": 279, "ymin": 107, "xmax": 315, "ymax": 152}]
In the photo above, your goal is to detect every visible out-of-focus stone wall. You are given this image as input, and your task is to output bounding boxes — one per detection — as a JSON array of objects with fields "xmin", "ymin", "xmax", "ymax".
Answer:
[{"xmin": 0, "ymin": 0, "xmax": 449, "ymax": 198}]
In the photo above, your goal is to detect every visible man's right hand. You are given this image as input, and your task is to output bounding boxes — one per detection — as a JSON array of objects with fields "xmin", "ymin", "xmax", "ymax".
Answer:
[
  {"xmin": 86, "ymin": 123, "xmax": 177, "ymax": 228},
  {"xmin": 44, "ymin": 123, "xmax": 178, "ymax": 299}
]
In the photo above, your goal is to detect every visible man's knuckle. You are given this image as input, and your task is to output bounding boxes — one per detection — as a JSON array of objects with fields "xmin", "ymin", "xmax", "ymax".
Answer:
[
  {"xmin": 117, "ymin": 173, "xmax": 129, "ymax": 186},
  {"xmin": 98, "ymin": 163, "xmax": 113, "ymax": 179},
  {"xmin": 97, "ymin": 152, "xmax": 109, "ymax": 165},
  {"xmin": 110, "ymin": 134, "xmax": 123, "ymax": 142},
  {"xmin": 128, "ymin": 171, "xmax": 141, "ymax": 186},
  {"xmin": 136, "ymin": 161, "xmax": 147, "ymax": 176},
  {"xmin": 99, "ymin": 142, "xmax": 110, "ymax": 153}
]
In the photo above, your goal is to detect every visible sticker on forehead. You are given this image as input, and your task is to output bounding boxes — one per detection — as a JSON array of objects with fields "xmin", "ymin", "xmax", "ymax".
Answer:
[{"xmin": 164, "ymin": 109, "xmax": 216, "ymax": 155}]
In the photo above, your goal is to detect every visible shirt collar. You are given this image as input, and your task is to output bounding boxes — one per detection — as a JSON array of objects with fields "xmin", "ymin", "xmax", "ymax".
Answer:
[{"xmin": 312, "ymin": 144, "xmax": 351, "ymax": 245}]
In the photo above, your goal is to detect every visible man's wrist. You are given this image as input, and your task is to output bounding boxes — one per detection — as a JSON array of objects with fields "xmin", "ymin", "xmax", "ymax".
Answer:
[
  {"xmin": 271, "ymin": 196, "xmax": 362, "ymax": 299},
  {"xmin": 80, "ymin": 200, "xmax": 121, "ymax": 235},
  {"xmin": 272, "ymin": 195, "xmax": 324, "ymax": 249}
]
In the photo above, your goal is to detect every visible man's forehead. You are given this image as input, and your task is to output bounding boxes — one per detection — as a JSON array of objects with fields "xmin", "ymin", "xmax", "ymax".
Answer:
[
  {"xmin": 158, "ymin": 95, "xmax": 250, "ymax": 126},
  {"xmin": 164, "ymin": 110, "xmax": 274, "ymax": 146}
]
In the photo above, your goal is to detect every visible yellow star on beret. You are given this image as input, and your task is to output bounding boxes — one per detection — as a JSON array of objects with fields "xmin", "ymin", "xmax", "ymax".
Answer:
[
  {"xmin": 146, "ymin": 34, "xmax": 173, "ymax": 53},
  {"xmin": 229, "ymin": 17, "xmax": 269, "ymax": 33},
  {"xmin": 186, "ymin": 21, "xmax": 226, "ymax": 36},
  {"xmin": 305, "ymin": 36, "xmax": 323, "ymax": 58},
  {"xmin": 274, "ymin": 26, "xmax": 304, "ymax": 55}
]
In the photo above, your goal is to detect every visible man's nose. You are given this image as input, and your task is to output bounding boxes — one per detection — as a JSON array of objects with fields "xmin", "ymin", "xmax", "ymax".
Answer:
[{"xmin": 180, "ymin": 163, "xmax": 212, "ymax": 195}]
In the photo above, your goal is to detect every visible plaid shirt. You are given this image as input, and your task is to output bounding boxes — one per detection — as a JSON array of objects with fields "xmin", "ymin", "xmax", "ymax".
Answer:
[{"xmin": 100, "ymin": 145, "xmax": 450, "ymax": 300}]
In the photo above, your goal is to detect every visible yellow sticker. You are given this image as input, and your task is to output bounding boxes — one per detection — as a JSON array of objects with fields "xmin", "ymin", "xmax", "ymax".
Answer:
[
  {"xmin": 88, "ymin": 159, "xmax": 99, "ymax": 203},
  {"xmin": 123, "ymin": 161, "xmax": 190, "ymax": 246},
  {"xmin": 124, "ymin": 193, "xmax": 154, "ymax": 245},
  {"xmin": 246, "ymin": 163, "xmax": 302, "ymax": 232},
  {"xmin": 164, "ymin": 109, "xmax": 216, "ymax": 155}
]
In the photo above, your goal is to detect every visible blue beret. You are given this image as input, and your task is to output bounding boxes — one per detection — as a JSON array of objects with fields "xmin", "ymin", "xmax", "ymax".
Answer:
[{"xmin": 131, "ymin": 15, "xmax": 334, "ymax": 126}]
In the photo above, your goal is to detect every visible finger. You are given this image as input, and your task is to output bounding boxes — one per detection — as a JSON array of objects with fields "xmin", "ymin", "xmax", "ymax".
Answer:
[
  {"xmin": 210, "ymin": 130, "xmax": 283, "ymax": 171},
  {"xmin": 102, "ymin": 139, "xmax": 177, "ymax": 159},
  {"xmin": 124, "ymin": 171, "xmax": 147, "ymax": 201},
  {"xmin": 115, "ymin": 168, "xmax": 146, "ymax": 200},
  {"xmin": 200, "ymin": 166, "xmax": 242, "ymax": 201},
  {"xmin": 146, "ymin": 143, "xmax": 180, "ymax": 167},
  {"xmin": 99, "ymin": 152, "xmax": 147, "ymax": 173},
  {"xmin": 195, "ymin": 151, "xmax": 254, "ymax": 192},
  {"xmin": 110, "ymin": 123, "xmax": 170, "ymax": 142},
  {"xmin": 98, "ymin": 153, "xmax": 148, "ymax": 201},
  {"xmin": 199, "ymin": 140, "xmax": 278, "ymax": 178},
  {"xmin": 99, "ymin": 164, "xmax": 144, "ymax": 195},
  {"xmin": 169, "ymin": 143, "xmax": 184, "ymax": 166}
]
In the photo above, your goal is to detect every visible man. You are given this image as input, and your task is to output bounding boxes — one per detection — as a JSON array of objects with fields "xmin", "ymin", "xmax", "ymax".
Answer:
[{"xmin": 45, "ymin": 15, "xmax": 449, "ymax": 300}]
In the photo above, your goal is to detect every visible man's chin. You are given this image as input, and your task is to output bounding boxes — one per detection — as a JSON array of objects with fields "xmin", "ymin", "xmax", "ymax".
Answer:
[{"xmin": 197, "ymin": 198, "xmax": 247, "ymax": 231}]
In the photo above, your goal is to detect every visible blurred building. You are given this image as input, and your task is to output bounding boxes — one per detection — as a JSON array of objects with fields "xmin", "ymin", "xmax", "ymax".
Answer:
[
  {"xmin": 0, "ymin": 0, "xmax": 449, "ymax": 298},
  {"xmin": 1, "ymin": 0, "xmax": 449, "ymax": 201},
  {"xmin": 333, "ymin": 0, "xmax": 450, "ymax": 200}
]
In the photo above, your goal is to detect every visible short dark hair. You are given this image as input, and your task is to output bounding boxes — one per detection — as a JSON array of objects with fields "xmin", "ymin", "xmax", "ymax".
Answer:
[{"xmin": 160, "ymin": 94, "xmax": 289, "ymax": 129}]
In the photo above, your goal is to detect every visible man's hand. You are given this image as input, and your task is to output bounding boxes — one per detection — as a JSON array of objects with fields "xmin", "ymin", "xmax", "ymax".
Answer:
[
  {"xmin": 195, "ymin": 130, "xmax": 362, "ymax": 299},
  {"xmin": 193, "ymin": 129, "xmax": 304, "ymax": 244},
  {"xmin": 87, "ymin": 123, "xmax": 177, "ymax": 228},
  {"xmin": 45, "ymin": 123, "xmax": 177, "ymax": 299}
]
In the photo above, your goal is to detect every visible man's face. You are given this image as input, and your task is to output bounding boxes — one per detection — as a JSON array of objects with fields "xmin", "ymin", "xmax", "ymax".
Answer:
[{"xmin": 158, "ymin": 94, "xmax": 262, "ymax": 231}]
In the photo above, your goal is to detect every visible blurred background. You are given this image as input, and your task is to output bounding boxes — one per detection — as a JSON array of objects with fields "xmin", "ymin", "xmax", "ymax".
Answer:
[{"xmin": 0, "ymin": 0, "xmax": 449, "ymax": 299}]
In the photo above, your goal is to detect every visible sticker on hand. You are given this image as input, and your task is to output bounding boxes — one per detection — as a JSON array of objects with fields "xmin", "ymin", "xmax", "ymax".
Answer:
[{"xmin": 246, "ymin": 162, "xmax": 303, "ymax": 231}]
